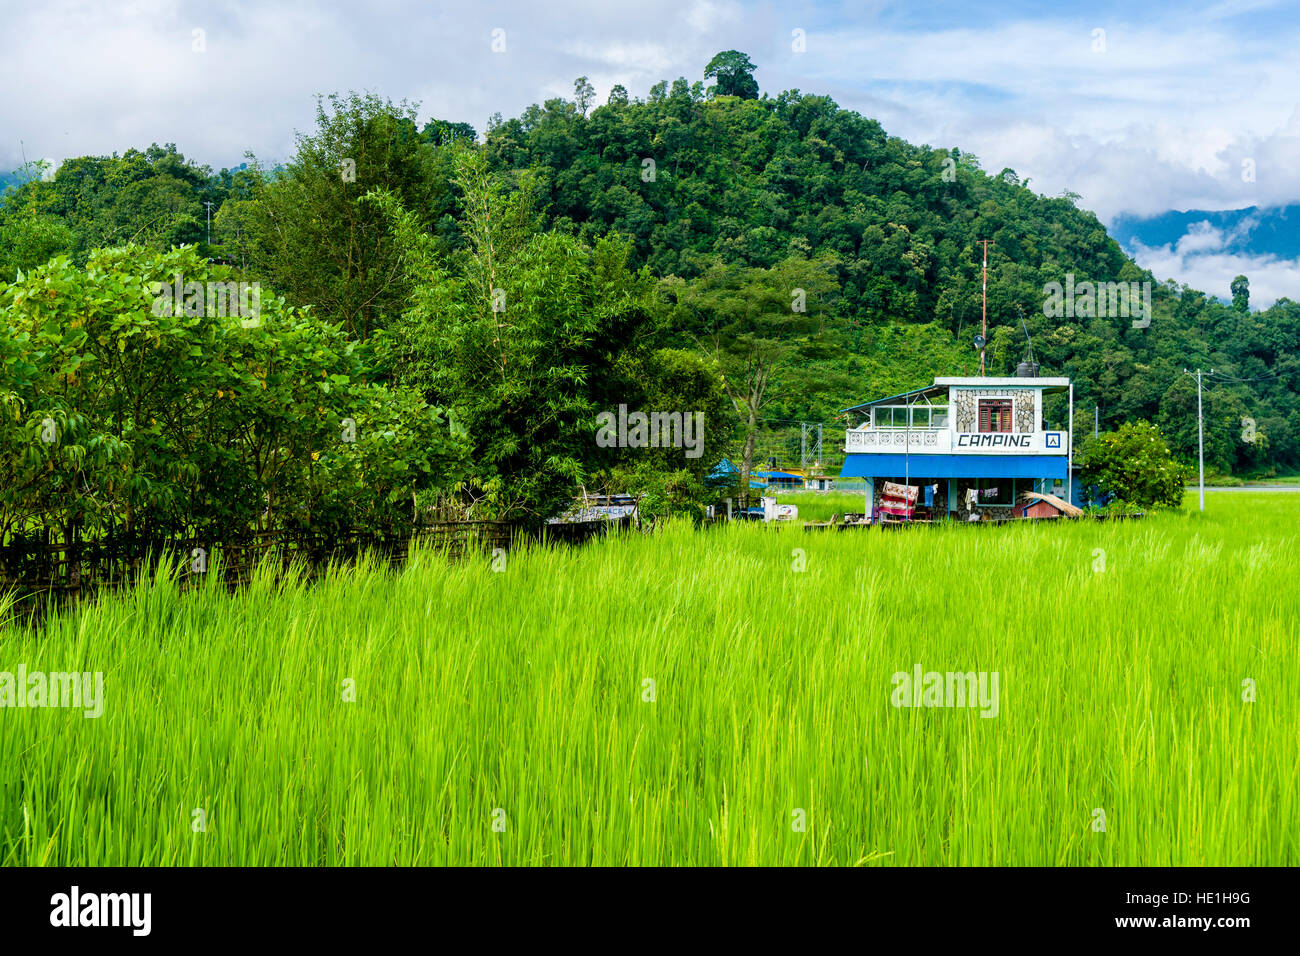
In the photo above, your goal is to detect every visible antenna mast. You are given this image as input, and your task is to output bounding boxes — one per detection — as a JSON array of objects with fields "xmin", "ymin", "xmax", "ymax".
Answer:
[{"xmin": 979, "ymin": 239, "xmax": 991, "ymax": 376}]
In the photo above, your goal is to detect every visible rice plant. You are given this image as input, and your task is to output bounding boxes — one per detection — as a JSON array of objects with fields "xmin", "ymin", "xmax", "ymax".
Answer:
[{"xmin": 1, "ymin": 493, "xmax": 1295, "ymax": 865}]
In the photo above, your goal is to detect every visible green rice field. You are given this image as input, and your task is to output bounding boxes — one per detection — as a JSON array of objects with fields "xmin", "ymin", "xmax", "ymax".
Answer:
[{"xmin": 1, "ymin": 492, "xmax": 1296, "ymax": 865}]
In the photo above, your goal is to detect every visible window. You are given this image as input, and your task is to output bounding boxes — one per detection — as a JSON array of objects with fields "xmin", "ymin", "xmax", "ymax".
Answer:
[
  {"xmin": 871, "ymin": 405, "xmax": 950, "ymax": 428},
  {"xmin": 975, "ymin": 478, "xmax": 1014, "ymax": 506},
  {"xmin": 978, "ymin": 399, "xmax": 1013, "ymax": 433}
]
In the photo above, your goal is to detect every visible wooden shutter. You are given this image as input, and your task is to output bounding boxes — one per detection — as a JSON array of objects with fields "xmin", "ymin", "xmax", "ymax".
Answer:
[{"xmin": 980, "ymin": 399, "xmax": 1011, "ymax": 432}]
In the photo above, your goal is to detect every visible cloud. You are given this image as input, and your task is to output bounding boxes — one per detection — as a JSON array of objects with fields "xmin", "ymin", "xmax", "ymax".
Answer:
[
  {"xmin": 0, "ymin": 0, "xmax": 1297, "ymax": 284},
  {"xmin": 1129, "ymin": 226, "xmax": 1300, "ymax": 309},
  {"xmin": 783, "ymin": 11, "xmax": 1300, "ymax": 222}
]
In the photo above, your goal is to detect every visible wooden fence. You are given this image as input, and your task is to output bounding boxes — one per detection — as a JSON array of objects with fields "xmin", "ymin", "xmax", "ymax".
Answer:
[{"xmin": 0, "ymin": 517, "xmax": 622, "ymax": 605}]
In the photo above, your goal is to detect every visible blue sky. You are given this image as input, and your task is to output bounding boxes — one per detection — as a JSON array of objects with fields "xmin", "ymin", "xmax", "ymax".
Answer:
[{"xmin": 2, "ymin": 0, "xmax": 1297, "ymax": 304}]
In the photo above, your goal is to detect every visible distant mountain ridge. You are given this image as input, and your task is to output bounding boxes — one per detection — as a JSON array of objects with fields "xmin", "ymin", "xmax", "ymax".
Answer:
[{"xmin": 1111, "ymin": 204, "xmax": 1300, "ymax": 259}]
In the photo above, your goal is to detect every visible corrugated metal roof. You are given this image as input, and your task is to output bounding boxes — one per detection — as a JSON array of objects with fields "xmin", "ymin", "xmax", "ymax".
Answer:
[
  {"xmin": 839, "ymin": 453, "xmax": 1068, "ymax": 480},
  {"xmin": 839, "ymin": 383, "xmax": 947, "ymax": 414}
]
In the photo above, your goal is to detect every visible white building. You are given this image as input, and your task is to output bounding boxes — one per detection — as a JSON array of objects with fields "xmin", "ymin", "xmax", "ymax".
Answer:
[{"xmin": 838, "ymin": 375, "xmax": 1076, "ymax": 520}]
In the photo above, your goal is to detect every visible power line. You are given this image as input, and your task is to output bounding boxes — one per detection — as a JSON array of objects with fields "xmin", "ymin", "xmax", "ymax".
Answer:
[
  {"xmin": 758, "ymin": 416, "xmax": 837, "ymax": 426},
  {"xmin": 1206, "ymin": 368, "xmax": 1290, "ymax": 384}
]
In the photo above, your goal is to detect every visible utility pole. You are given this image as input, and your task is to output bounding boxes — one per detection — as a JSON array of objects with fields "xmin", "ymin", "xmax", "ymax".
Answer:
[
  {"xmin": 204, "ymin": 200, "xmax": 215, "ymax": 246},
  {"xmin": 800, "ymin": 421, "xmax": 808, "ymax": 471},
  {"xmin": 979, "ymin": 239, "xmax": 991, "ymax": 376},
  {"xmin": 1094, "ymin": 403, "xmax": 1099, "ymax": 439},
  {"xmin": 1068, "ymin": 382, "xmax": 1074, "ymax": 506},
  {"xmin": 1184, "ymin": 369, "xmax": 1212, "ymax": 512},
  {"xmin": 816, "ymin": 423, "xmax": 822, "ymax": 467}
]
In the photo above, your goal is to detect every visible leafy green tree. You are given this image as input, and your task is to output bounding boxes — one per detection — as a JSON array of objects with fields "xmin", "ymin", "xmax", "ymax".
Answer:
[
  {"xmin": 1231, "ymin": 274, "xmax": 1249, "ymax": 313},
  {"xmin": 421, "ymin": 118, "xmax": 477, "ymax": 146},
  {"xmin": 1078, "ymin": 421, "xmax": 1191, "ymax": 509},
  {"xmin": 704, "ymin": 51, "xmax": 759, "ymax": 99},
  {"xmin": 665, "ymin": 256, "xmax": 838, "ymax": 490},
  {"xmin": 371, "ymin": 147, "xmax": 658, "ymax": 525},
  {"xmin": 0, "ymin": 145, "xmax": 217, "ymax": 261},
  {"xmin": 0, "ymin": 211, "xmax": 73, "ymax": 282},
  {"xmin": 0, "ymin": 245, "xmax": 467, "ymax": 542},
  {"xmin": 237, "ymin": 93, "xmax": 453, "ymax": 338},
  {"xmin": 573, "ymin": 76, "xmax": 596, "ymax": 118}
]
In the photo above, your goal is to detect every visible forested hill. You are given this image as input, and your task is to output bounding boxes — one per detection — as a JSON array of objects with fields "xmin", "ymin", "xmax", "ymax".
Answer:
[
  {"xmin": 2, "ymin": 56, "xmax": 1298, "ymax": 476},
  {"xmin": 486, "ymin": 80, "xmax": 1126, "ymax": 324},
  {"xmin": 481, "ymin": 70, "xmax": 1298, "ymax": 475}
]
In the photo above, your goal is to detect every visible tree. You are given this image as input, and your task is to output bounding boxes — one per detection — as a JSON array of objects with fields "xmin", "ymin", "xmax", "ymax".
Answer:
[
  {"xmin": 704, "ymin": 50, "xmax": 759, "ymax": 99},
  {"xmin": 0, "ymin": 146, "xmax": 215, "ymax": 261},
  {"xmin": 589, "ymin": 347, "xmax": 733, "ymax": 525},
  {"xmin": 371, "ymin": 147, "xmax": 658, "ymax": 525},
  {"xmin": 665, "ymin": 257, "xmax": 838, "ymax": 491},
  {"xmin": 1231, "ymin": 274, "xmax": 1249, "ymax": 314},
  {"xmin": 421, "ymin": 118, "xmax": 477, "ymax": 146},
  {"xmin": 0, "ymin": 245, "xmax": 468, "ymax": 542},
  {"xmin": 0, "ymin": 211, "xmax": 73, "ymax": 282},
  {"xmin": 238, "ymin": 92, "xmax": 450, "ymax": 339},
  {"xmin": 573, "ymin": 76, "xmax": 596, "ymax": 118},
  {"xmin": 1077, "ymin": 421, "xmax": 1190, "ymax": 509}
]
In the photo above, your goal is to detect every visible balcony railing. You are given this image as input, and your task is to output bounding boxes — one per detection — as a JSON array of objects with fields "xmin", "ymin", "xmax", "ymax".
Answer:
[
  {"xmin": 845, "ymin": 427, "xmax": 1069, "ymax": 455},
  {"xmin": 845, "ymin": 428, "xmax": 949, "ymax": 452}
]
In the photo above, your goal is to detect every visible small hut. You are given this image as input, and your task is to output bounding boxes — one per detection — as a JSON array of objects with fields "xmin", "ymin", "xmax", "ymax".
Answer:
[{"xmin": 1018, "ymin": 490, "xmax": 1083, "ymax": 519}]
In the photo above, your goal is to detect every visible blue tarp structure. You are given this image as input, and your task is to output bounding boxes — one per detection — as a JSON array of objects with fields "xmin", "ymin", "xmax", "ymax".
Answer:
[
  {"xmin": 839, "ymin": 453, "xmax": 1068, "ymax": 481},
  {"xmin": 704, "ymin": 458, "xmax": 738, "ymax": 486},
  {"xmin": 705, "ymin": 458, "xmax": 765, "ymax": 489}
]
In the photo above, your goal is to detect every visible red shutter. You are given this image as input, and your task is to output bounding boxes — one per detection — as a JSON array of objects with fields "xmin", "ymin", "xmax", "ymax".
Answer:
[{"xmin": 981, "ymin": 400, "xmax": 1011, "ymax": 432}]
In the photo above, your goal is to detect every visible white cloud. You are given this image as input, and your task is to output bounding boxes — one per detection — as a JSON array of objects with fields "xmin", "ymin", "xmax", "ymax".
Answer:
[
  {"xmin": 1129, "ymin": 236, "xmax": 1300, "ymax": 309},
  {"xmin": 0, "ymin": 0, "xmax": 1297, "ymax": 290},
  {"xmin": 773, "ymin": 10, "xmax": 1300, "ymax": 221}
]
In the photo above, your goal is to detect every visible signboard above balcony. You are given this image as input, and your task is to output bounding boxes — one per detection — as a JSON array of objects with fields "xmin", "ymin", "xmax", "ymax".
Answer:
[{"xmin": 846, "ymin": 430, "xmax": 1067, "ymax": 455}]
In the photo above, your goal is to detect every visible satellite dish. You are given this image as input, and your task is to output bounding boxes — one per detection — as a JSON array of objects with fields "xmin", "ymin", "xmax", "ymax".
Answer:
[{"xmin": 973, "ymin": 334, "xmax": 987, "ymax": 350}]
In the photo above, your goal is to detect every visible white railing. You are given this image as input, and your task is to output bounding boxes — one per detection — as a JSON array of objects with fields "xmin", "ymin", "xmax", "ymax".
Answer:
[
  {"xmin": 845, "ymin": 428, "xmax": 950, "ymax": 452},
  {"xmin": 844, "ymin": 428, "xmax": 1070, "ymax": 455}
]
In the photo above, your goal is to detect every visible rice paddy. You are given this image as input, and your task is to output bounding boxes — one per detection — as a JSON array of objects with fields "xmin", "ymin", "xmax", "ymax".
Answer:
[{"xmin": 1, "ymin": 492, "xmax": 1296, "ymax": 866}]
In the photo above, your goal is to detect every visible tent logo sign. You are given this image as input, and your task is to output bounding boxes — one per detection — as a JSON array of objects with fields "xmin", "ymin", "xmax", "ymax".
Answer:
[{"xmin": 1045, "ymin": 432, "xmax": 1062, "ymax": 448}]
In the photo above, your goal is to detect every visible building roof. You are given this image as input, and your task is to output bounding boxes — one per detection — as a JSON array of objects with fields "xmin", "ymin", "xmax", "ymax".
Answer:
[
  {"xmin": 840, "ymin": 453, "xmax": 1068, "ymax": 480},
  {"xmin": 839, "ymin": 383, "xmax": 948, "ymax": 414},
  {"xmin": 842, "ymin": 376, "xmax": 1071, "ymax": 414},
  {"xmin": 934, "ymin": 376, "xmax": 1070, "ymax": 392},
  {"xmin": 1022, "ymin": 490, "xmax": 1084, "ymax": 517}
]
